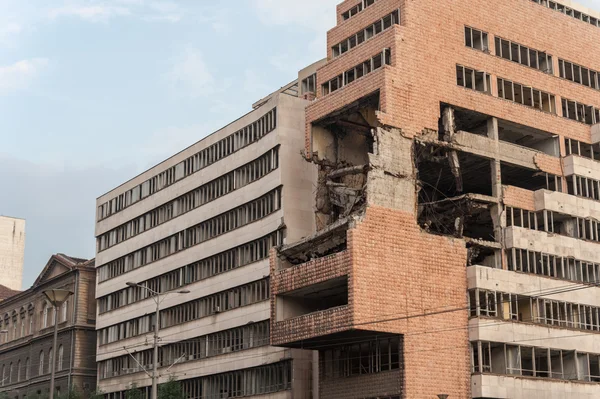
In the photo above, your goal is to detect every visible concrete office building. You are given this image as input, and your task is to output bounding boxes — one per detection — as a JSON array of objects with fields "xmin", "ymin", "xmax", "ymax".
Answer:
[
  {"xmin": 0, "ymin": 254, "xmax": 97, "ymax": 398},
  {"xmin": 0, "ymin": 216, "xmax": 25, "ymax": 291},
  {"xmin": 94, "ymin": 64, "xmax": 323, "ymax": 398},
  {"xmin": 270, "ymin": 0, "xmax": 600, "ymax": 398}
]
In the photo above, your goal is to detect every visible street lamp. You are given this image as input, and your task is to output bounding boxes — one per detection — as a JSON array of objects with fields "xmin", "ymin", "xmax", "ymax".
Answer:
[
  {"xmin": 43, "ymin": 289, "xmax": 73, "ymax": 399},
  {"xmin": 126, "ymin": 282, "xmax": 189, "ymax": 399}
]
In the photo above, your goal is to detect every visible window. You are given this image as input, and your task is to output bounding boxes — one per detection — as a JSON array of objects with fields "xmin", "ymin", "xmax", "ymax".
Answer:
[
  {"xmin": 48, "ymin": 348, "xmax": 52, "ymax": 374},
  {"xmin": 531, "ymin": 0, "xmax": 600, "ymax": 29},
  {"xmin": 16, "ymin": 360, "xmax": 20, "ymax": 382},
  {"xmin": 322, "ymin": 49, "xmax": 391, "ymax": 95},
  {"xmin": 494, "ymin": 36, "xmax": 552, "ymax": 73},
  {"xmin": 25, "ymin": 358, "xmax": 29, "ymax": 380},
  {"xmin": 42, "ymin": 304, "xmax": 48, "ymax": 328},
  {"xmin": 39, "ymin": 352, "xmax": 44, "ymax": 376},
  {"xmin": 561, "ymin": 98, "xmax": 600, "ymax": 125},
  {"xmin": 97, "ymin": 187, "xmax": 282, "ymax": 282},
  {"xmin": 1, "ymin": 364, "xmax": 4, "ymax": 386},
  {"xmin": 57, "ymin": 346, "xmax": 64, "ymax": 371},
  {"xmin": 341, "ymin": 0, "xmax": 378, "ymax": 21},
  {"xmin": 61, "ymin": 302, "xmax": 67, "ymax": 323},
  {"xmin": 456, "ymin": 65, "xmax": 491, "ymax": 94},
  {"xmin": 332, "ymin": 10, "xmax": 400, "ymax": 58},
  {"xmin": 301, "ymin": 74, "xmax": 316, "ymax": 95},
  {"xmin": 559, "ymin": 59, "xmax": 600, "ymax": 90},
  {"xmin": 465, "ymin": 26, "xmax": 488, "ymax": 52},
  {"xmin": 8, "ymin": 363, "xmax": 12, "ymax": 384},
  {"xmin": 97, "ymin": 108, "xmax": 277, "ymax": 222},
  {"xmin": 497, "ymin": 77, "xmax": 556, "ymax": 113}
]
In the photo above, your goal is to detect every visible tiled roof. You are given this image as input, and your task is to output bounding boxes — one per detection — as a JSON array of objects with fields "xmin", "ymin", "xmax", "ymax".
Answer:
[{"xmin": 0, "ymin": 284, "xmax": 20, "ymax": 301}]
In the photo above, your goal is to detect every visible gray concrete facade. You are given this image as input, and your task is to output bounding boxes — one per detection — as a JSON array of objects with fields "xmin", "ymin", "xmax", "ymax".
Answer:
[{"xmin": 94, "ymin": 66, "xmax": 323, "ymax": 399}]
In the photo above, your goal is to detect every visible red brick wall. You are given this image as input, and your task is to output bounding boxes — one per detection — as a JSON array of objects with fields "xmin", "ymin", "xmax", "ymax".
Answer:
[
  {"xmin": 503, "ymin": 185, "xmax": 536, "ymax": 210},
  {"xmin": 350, "ymin": 207, "xmax": 470, "ymax": 399},
  {"xmin": 309, "ymin": 0, "xmax": 600, "ymax": 155}
]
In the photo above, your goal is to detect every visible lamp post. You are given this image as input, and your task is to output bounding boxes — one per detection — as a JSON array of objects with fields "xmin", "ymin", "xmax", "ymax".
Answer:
[
  {"xmin": 43, "ymin": 289, "xmax": 73, "ymax": 399},
  {"xmin": 126, "ymin": 282, "xmax": 189, "ymax": 399}
]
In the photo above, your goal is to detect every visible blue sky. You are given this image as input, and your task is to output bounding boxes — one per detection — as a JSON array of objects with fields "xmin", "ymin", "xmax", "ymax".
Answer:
[
  {"xmin": 1, "ymin": 0, "xmax": 600, "ymax": 289},
  {"xmin": 0, "ymin": 0, "xmax": 340, "ymax": 288}
]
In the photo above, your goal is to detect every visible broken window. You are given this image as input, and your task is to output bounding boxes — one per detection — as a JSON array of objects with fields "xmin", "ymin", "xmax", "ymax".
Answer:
[
  {"xmin": 320, "ymin": 335, "xmax": 402, "ymax": 378},
  {"xmin": 532, "ymin": 0, "xmax": 600, "ymax": 28},
  {"xmin": 464, "ymin": 26, "xmax": 488, "ymax": 52},
  {"xmin": 567, "ymin": 174, "xmax": 600, "ymax": 201},
  {"xmin": 332, "ymin": 9, "xmax": 400, "ymax": 58},
  {"xmin": 494, "ymin": 35, "xmax": 553, "ymax": 73},
  {"xmin": 322, "ymin": 49, "xmax": 392, "ymax": 95},
  {"xmin": 301, "ymin": 74, "xmax": 316, "ymax": 95},
  {"xmin": 562, "ymin": 98, "xmax": 600, "ymax": 125},
  {"xmin": 497, "ymin": 77, "xmax": 556, "ymax": 113},
  {"xmin": 341, "ymin": 0, "xmax": 377, "ymax": 20},
  {"xmin": 456, "ymin": 65, "xmax": 491, "ymax": 94}
]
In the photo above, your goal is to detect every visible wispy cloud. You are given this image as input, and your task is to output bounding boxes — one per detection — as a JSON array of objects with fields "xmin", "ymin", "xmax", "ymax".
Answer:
[
  {"xmin": 48, "ymin": 5, "xmax": 131, "ymax": 22},
  {"xmin": 165, "ymin": 46, "xmax": 228, "ymax": 98},
  {"xmin": 0, "ymin": 58, "xmax": 49, "ymax": 95}
]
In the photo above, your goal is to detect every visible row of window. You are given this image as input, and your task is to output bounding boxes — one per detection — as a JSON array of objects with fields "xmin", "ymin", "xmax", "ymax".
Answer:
[
  {"xmin": 98, "ymin": 230, "xmax": 283, "ymax": 313},
  {"xmin": 531, "ymin": 0, "xmax": 600, "ymax": 29},
  {"xmin": 98, "ymin": 320, "xmax": 269, "ymax": 380},
  {"xmin": 341, "ymin": 0, "xmax": 376, "ymax": 21},
  {"xmin": 322, "ymin": 49, "xmax": 392, "ymax": 96},
  {"xmin": 97, "ymin": 187, "xmax": 282, "ymax": 282},
  {"xmin": 565, "ymin": 138, "xmax": 600, "ymax": 160},
  {"xmin": 103, "ymin": 361, "xmax": 292, "ymax": 399},
  {"xmin": 97, "ymin": 147, "xmax": 280, "ymax": 252},
  {"xmin": 0, "ymin": 346, "xmax": 63, "ymax": 387},
  {"xmin": 562, "ymin": 98, "xmax": 600, "ymax": 125},
  {"xmin": 465, "ymin": 27, "xmax": 553, "ymax": 74},
  {"xmin": 507, "ymin": 247, "xmax": 600, "ymax": 285},
  {"xmin": 97, "ymin": 108, "xmax": 277, "ymax": 221},
  {"xmin": 497, "ymin": 77, "xmax": 556, "ymax": 114},
  {"xmin": 567, "ymin": 175, "xmax": 600, "ymax": 201},
  {"xmin": 98, "ymin": 278, "xmax": 269, "ymax": 345},
  {"xmin": 507, "ymin": 206, "xmax": 600, "ymax": 243},
  {"xmin": 332, "ymin": 9, "xmax": 399, "ymax": 58},
  {"xmin": 464, "ymin": 28, "xmax": 600, "ymax": 125},
  {"xmin": 0, "ymin": 302, "xmax": 68, "ymax": 345},
  {"xmin": 469, "ymin": 288, "xmax": 600, "ymax": 332},
  {"xmin": 495, "ymin": 37, "xmax": 553, "ymax": 73},
  {"xmin": 472, "ymin": 341, "xmax": 600, "ymax": 382},
  {"xmin": 320, "ymin": 336, "xmax": 402, "ymax": 379},
  {"xmin": 559, "ymin": 59, "xmax": 600, "ymax": 90}
]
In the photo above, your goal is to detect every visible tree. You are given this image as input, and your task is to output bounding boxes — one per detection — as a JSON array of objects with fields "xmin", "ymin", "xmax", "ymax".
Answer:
[
  {"xmin": 87, "ymin": 388, "xmax": 105, "ymax": 399},
  {"xmin": 125, "ymin": 383, "xmax": 144, "ymax": 399},
  {"xmin": 158, "ymin": 376, "xmax": 185, "ymax": 399},
  {"xmin": 57, "ymin": 385, "xmax": 82, "ymax": 399}
]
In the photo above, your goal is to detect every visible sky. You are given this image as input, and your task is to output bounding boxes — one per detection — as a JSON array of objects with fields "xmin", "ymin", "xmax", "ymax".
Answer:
[{"xmin": 1, "ymin": 0, "xmax": 600, "ymax": 289}]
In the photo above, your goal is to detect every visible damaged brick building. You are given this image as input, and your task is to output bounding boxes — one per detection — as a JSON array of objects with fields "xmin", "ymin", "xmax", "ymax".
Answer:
[{"xmin": 270, "ymin": 0, "xmax": 600, "ymax": 398}]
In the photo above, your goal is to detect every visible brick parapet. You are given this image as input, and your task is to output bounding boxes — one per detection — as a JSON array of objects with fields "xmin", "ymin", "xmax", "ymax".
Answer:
[
  {"xmin": 502, "ymin": 185, "xmax": 536, "ymax": 211},
  {"xmin": 271, "ymin": 305, "xmax": 352, "ymax": 346}
]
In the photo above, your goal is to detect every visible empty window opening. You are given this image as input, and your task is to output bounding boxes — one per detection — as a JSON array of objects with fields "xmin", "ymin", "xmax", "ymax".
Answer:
[
  {"xmin": 332, "ymin": 10, "xmax": 399, "ymax": 58},
  {"xmin": 465, "ymin": 26, "xmax": 488, "ymax": 52},
  {"xmin": 501, "ymin": 164, "xmax": 561, "ymax": 192},
  {"xmin": 456, "ymin": 65, "xmax": 491, "ymax": 94},
  {"xmin": 562, "ymin": 98, "xmax": 600, "ymax": 125},
  {"xmin": 276, "ymin": 277, "xmax": 349, "ymax": 321},
  {"xmin": 323, "ymin": 49, "xmax": 391, "ymax": 95},
  {"xmin": 497, "ymin": 120, "xmax": 559, "ymax": 156},
  {"xmin": 497, "ymin": 77, "xmax": 556, "ymax": 114},
  {"xmin": 559, "ymin": 58, "xmax": 600, "ymax": 90},
  {"xmin": 494, "ymin": 36, "xmax": 553, "ymax": 74}
]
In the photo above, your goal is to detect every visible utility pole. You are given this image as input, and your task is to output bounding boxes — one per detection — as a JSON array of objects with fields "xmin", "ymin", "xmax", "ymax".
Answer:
[
  {"xmin": 126, "ymin": 282, "xmax": 189, "ymax": 399},
  {"xmin": 43, "ymin": 289, "xmax": 73, "ymax": 399}
]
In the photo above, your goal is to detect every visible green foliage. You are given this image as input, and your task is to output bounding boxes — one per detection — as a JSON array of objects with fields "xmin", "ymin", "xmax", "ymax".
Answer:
[
  {"xmin": 125, "ymin": 383, "xmax": 144, "ymax": 399},
  {"xmin": 87, "ymin": 388, "xmax": 105, "ymax": 399},
  {"xmin": 57, "ymin": 386, "xmax": 82, "ymax": 399},
  {"xmin": 158, "ymin": 376, "xmax": 185, "ymax": 399}
]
